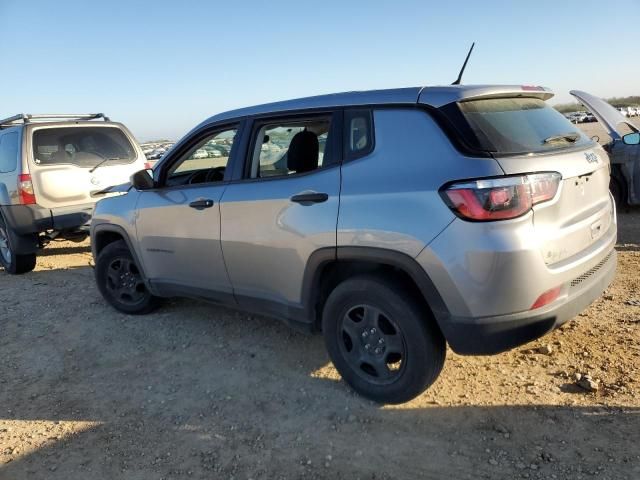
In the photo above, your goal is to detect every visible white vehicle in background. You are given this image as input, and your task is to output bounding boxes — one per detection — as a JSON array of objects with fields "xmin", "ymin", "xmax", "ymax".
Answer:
[
  {"xmin": 572, "ymin": 111, "xmax": 588, "ymax": 123},
  {"xmin": 617, "ymin": 107, "xmax": 630, "ymax": 117},
  {"xmin": 193, "ymin": 149, "xmax": 208, "ymax": 159}
]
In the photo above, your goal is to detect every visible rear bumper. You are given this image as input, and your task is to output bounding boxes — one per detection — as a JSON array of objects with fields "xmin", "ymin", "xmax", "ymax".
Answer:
[
  {"xmin": 1, "ymin": 203, "xmax": 94, "ymax": 235},
  {"xmin": 441, "ymin": 248, "xmax": 617, "ymax": 355}
]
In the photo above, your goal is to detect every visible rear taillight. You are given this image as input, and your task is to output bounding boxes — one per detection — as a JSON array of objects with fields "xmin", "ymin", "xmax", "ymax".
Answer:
[
  {"xmin": 441, "ymin": 172, "xmax": 561, "ymax": 221},
  {"xmin": 18, "ymin": 174, "xmax": 36, "ymax": 205}
]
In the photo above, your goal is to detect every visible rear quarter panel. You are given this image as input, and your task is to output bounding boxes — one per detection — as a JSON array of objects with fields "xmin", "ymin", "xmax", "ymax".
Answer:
[{"xmin": 337, "ymin": 108, "xmax": 503, "ymax": 255}]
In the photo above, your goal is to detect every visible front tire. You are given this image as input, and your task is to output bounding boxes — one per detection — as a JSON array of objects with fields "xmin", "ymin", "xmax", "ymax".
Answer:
[
  {"xmin": 95, "ymin": 240, "xmax": 159, "ymax": 314},
  {"xmin": 322, "ymin": 275, "xmax": 446, "ymax": 404},
  {"xmin": 0, "ymin": 214, "xmax": 36, "ymax": 274}
]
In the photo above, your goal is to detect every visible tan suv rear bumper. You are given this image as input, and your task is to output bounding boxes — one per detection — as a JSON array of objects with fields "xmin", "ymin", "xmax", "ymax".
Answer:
[{"xmin": 1, "ymin": 203, "xmax": 93, "ymax": 235}]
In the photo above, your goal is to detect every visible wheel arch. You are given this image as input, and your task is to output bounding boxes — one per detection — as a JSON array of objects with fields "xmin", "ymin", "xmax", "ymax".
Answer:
[
  {"xmin": 92, "ymin": 224, "xmax": 149, "ymax": 283},
  {"xmin": 0, "ymin": 206, "xmax": 39, "ymax": 255},
  {"xmin": 303, "ymin": 247, "xmax": 450, "ymax": 333}
]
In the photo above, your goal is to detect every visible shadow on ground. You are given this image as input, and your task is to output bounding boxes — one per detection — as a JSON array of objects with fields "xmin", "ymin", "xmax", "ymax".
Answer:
[
  {"xmin": 1, "ymin": 266, "xmax": 638, "ymax": 479},
  {"xmin": 38, "ymin": 244, "xmax": 91, "ymax": 257},
  {"xmin": 1, "ymin": 397, "xmax": 638, "ymax": 479},
  {"xmin": 1, "ymin": 209, "xmax": 639, "ymax": 479}
]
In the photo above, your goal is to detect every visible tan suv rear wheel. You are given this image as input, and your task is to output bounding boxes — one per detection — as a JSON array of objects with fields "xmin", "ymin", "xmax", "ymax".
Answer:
[{"xmin": 0, "ymin": 214, "xmax": 36, "ymax": 274}]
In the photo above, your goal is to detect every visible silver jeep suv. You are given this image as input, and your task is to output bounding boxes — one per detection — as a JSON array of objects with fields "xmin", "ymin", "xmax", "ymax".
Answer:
[
  {"xmin": 91, "ymin": 85, "xmax": 617, "ymax": 403},
  {"xmin": 0, "ymin": 113, "xmax": 148, "ymax": 273}
]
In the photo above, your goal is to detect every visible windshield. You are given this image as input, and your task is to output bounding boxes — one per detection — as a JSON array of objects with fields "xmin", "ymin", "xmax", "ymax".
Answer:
[
  {"xmin": 32, "ymin": 127, "xmax": 137, "ymax": 167},
  {"xmin": 456, "ymin": 98, "xmax": 594, "ymax": 155}
]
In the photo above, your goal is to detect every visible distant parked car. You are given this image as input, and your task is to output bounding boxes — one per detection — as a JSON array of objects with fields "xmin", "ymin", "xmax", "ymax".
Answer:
[
  {"xmin": 583, "ymin": 112, "xmax": 596, "ymax": 123},
  {"xmin": 617, "ymin": 107, "xmax": 630, "ymax": 117},
  {"xmin": 193, "ymin": 149, "xmax": 208, "ymax": 159},
  {"xmin": 572, "ymin": 112, "xmax": 588, "ymax": 123},
  {"xmin": 149, "ymin": 148, "xmax": 166, "ymax": 160},
  {"xmin": 573, "ymin": 91, "xmax": 640, "ymax": 206}
]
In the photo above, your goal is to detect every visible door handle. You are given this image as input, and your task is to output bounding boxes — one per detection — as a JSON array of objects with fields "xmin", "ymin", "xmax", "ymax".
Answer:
[
  {"xmin": 290, "ymin": 192, "xmax": 329, "ymax": 205},
  {"xmin": 189, "ymin": 199, "xmax": 214, "ymax": 210}
]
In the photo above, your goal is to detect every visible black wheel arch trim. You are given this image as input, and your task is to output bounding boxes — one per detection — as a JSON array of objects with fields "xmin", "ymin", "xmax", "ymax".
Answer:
[
  {"xmin": 92, "ymin": 223, "xmax": 151, "ymax": 288},
  {"xmin": 302, "ymin": 246, "xmax": 451, "ymax": 332},
  {"xmin": 0, "ymin": 207, "xmax": 39, "ymax": 255}
]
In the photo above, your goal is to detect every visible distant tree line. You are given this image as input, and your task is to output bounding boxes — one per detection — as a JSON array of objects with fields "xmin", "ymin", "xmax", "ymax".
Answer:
[{"xmin": 554, "ymin": 96, "xmax": 640, "ymax": 113}]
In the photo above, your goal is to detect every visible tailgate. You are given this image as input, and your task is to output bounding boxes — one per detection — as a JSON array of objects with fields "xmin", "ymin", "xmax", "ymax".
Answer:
[
  {"xmin": 496, "ymin": 146, "xmax": 614, "ymax": 265},
  {"xmin": 28, "ymin": 123, "xmax": 144, "ymax": 209},
  {"xmin": 31, "ymin": 163, "xmax": 141, "ymax": 208}
]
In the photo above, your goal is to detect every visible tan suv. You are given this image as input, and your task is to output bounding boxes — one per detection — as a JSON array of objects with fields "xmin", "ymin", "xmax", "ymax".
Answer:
[{"xmin": 0, "ymin": 113, "xmax": 148, "ymax": 273}]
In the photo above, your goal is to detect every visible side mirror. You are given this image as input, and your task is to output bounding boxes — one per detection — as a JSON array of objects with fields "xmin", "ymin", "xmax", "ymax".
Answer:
[
  {"xmin": 622, "ymin": 132, "xmax": 640, "ymax": 146},
  {"xmin": 130, "ymin": 169, "xmax": 155, "ymax": 190}
]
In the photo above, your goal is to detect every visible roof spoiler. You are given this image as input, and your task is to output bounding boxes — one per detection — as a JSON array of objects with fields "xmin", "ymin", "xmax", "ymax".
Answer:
[{"xmin": 419, "ymin": 85, "xmax": 554, "ymax": 108}]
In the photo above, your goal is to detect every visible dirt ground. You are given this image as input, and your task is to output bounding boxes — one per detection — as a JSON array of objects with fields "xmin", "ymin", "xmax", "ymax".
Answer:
[{"xmin": 2, "ymin": 122, "xmax": 640, "ymax": 480}]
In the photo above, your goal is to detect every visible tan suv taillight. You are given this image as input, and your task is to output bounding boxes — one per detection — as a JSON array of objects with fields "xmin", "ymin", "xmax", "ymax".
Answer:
[{"xmin": 18, "ymin": 174, "xmax": 36, "ymax": 205}]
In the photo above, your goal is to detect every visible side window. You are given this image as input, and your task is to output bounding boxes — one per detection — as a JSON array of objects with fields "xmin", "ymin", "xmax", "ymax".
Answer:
[
  {"xmin": 249, "ymin": 117, "xmax": 332, "ymax": 179},
  {"xmin": 0, "ymin": 132, "xmax": 19, "ymax": 173},
  {"xmin": 167, "ymin": 128, "xmax": 237, "ymax": 184},
  {"xmin": 345, "ymin": 109, "xmax": 373, "ymax": 160}
]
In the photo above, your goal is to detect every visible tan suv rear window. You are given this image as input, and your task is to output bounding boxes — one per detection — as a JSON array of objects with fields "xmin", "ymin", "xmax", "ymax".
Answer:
[{"xmin": 33, "ymin": 127, "xmax": 136, "ymax": 167}]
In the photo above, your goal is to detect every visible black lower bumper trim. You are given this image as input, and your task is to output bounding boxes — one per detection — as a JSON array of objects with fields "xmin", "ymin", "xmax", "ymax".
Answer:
[{"xmin": 442, "ymin": 250, "xmax": 617, "ymax": 355}]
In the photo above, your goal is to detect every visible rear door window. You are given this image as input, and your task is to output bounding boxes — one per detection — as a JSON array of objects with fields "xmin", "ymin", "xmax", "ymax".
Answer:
[
  {"xmin": 32, "ymin": 127, "xmax": 137, "ymax": 167},
  {"xmin": 454, "ymin": 98, "xmax": 594, "ymax": 155},
  {"xmin": 0, "ymin": 132, "xmax": 19, "ymax": 173},
  {"xmin": 248, "ymin": 116, "xmax": 334, "ymax": 179}
]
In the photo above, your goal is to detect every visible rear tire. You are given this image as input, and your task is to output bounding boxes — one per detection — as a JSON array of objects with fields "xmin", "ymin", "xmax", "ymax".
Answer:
[
  {"xmin": 95, "ymin": 240, "xmax": 160, "ymax": 314},
  {"xmin": 0, "ymin": 215, "xmax": 36, "ymax": 274},
  {"xmin": 322, "ymin": 275, "xmax": 446, "ymax": 404}
]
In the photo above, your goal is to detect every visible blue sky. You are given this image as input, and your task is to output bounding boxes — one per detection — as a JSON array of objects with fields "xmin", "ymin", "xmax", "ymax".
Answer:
[{"xmin": 1, "ymin": 0, "xmax": 638, "ymax": 141}]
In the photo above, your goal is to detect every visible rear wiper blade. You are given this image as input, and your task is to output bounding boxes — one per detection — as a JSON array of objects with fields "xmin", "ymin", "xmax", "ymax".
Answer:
[
  {"xmin": 543, "ymin": 133, "xmax": 580, "ymax": 144},
  {"xmin": 89, "ymin": 157, "xmax": 122, "ymax": 173}
]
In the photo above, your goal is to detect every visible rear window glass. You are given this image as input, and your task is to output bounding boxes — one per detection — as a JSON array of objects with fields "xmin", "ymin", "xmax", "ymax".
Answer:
[
  {"xmin": 456, "ymin": 98, "xmax": 594, "ymax": 155},
  {"xmin": 32, "ymin": 127, "xmax": 136, "ymax": 167}
]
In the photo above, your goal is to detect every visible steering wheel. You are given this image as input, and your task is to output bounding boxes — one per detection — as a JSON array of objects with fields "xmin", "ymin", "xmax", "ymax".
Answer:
[
  {"xmin": 205, "ymin": 166, "xmax": 225, "ymax": 182},
  {"xmin": 186, "ymin": 167, "xmax": 225, "ymax": 185}
]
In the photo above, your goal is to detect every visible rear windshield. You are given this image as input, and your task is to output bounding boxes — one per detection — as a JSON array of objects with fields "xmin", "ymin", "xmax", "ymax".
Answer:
[
  {"xmin": 32, "ymin": 127, "xmax": 137, "ymax": 167},
  {"xmin": 455, "ymin": 98, "xmax": 594, "ymax": 155}
]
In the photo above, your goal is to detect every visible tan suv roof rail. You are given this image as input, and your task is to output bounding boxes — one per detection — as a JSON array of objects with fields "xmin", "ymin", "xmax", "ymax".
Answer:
[{"xmin": 0, "ymin": 113, "xmax": 110, "ymax": 129}]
